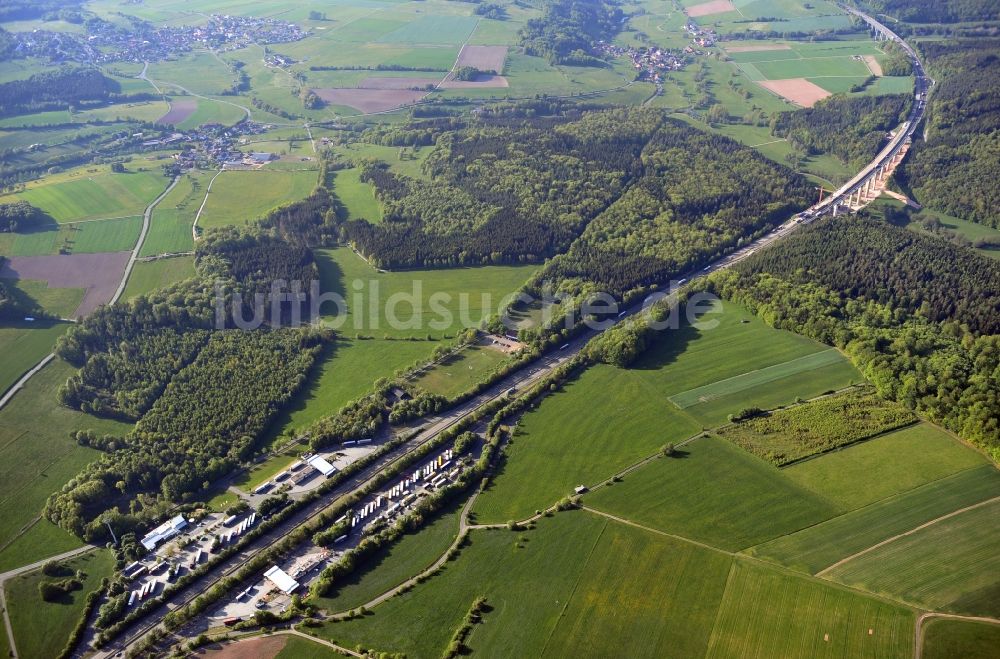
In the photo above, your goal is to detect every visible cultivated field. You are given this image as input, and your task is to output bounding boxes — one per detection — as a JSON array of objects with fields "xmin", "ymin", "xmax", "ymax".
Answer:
[
  {"xmin": 537, "ymin": 518, "xmax": 732, "ymax": 658},
  {"xmin": 706, "ymin": 561, "xmax": 914, "ymax": 658},
  {"xmin": 313, "ymin": 512, "xmax": 609, "ymax": 656},
  {"xmin": 759, "ymin": 78, "xmax": 832, "ymax": 107},
  {"xmin": 472, "ymin": 364, "xmax": 702, "ymax": 524},
  {"xmin": 0, "ymin": 251, "xmax": 131, "ymax": 318},
  {"xmin": 585, "ymin": 436, "xmax": 839, "ymax": 551},
  {"xmin": 747, "ymin": 464, "xmax": 1000, "ymax": 574},
  {"xmin": 158, "ymin": 97, "xmax": 198, "ymax": 125},
  {"xmin": 140, "ymin": 169, "xmax": 214, "ymax": 256},
  {"xmin": 454, "ymin": 45, "xmax": 508, "ymax": 73},
  {"xmin": 668, "ymin": 348, "xmax": 846, "ymax": 409},
  {"xmin": 196, "ymin": 169, "xmax": 317, "ymax": 230},
  {"xmin": 825, "ymin": 498, "xmax": 1000, "ymax": 617},
  {"xmin": 313, "ymin": 511, "xmax": 735, "ymax": 658},
  {"xmin": 314, "ymin": 247, "xmax": 535, "ymax": 338},
  {"xmin": 782, "ymin": 423, "xmax": 990, "ymax": 509},
  {"xmin": 686, "ymin": 0, "xmax": 737, "ymax": 18},
  {"xmin": 5, "ymin": 549, "xmax": 115, "ymax": 659}
]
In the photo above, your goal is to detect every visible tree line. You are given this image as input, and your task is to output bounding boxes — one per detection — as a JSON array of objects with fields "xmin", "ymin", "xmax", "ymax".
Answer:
[
  {"xmin": 0, "ymin": 67, "xmax": 121, "ymax": 117},
  {"xmin": 769, "ymin": 94, "xmax": 911, "ymax": 169},
  {"xmin": 900, "ymin": 38, "xmax": 1000, "ymax": 228}
]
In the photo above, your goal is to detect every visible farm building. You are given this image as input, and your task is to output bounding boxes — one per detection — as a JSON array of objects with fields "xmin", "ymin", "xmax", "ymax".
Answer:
[
  {"xmin": 140, "ymin": 514, "xmax": 188, "ymax": 551},
  {"xmin": 264, "ymin": 565, "xmax": 300, "ymax": 594},
  {"xmin": 250, "ymin": 152, "xmax": 274, "ymax": 164}
]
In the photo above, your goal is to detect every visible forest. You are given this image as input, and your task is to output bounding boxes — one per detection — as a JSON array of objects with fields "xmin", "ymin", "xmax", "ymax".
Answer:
[
  {"xmin": 901, "ymin": 38, "xmax": 1000, "ymax": 227},
  {"xmin": 736, "ymin": 214, "xmax": 1000, "ymax": 335},
  {"xmin": 0, "ymin": 67, "xmax": 120, "ymax": 117},
  {"xmin": 46, "ymin": 326, "xmax": 329, "ymax": 540},
  {"xmin": 343, "ymin": 106, "xmax": 806, "ymax": 293},
  {"xmin": 860, "ymin": 0, "xmax": 1000, "ymax": 23},
  {"xmin": 769, "ymin": 94, "xmax": 911, "ymax": 169},
  {"xmin": 518, "ymin": 0, "xmax": 622, "ymax": 65}
]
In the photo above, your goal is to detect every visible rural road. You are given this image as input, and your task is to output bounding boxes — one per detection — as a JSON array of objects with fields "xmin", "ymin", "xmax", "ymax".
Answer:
[{"xmin": 111, "ymin": 175, "xmax": 181, "ymax": 305}]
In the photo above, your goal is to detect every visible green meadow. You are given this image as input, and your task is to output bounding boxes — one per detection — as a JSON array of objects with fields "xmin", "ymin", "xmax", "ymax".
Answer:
[
  {"xmin": 0, "ymin": 320, "xmax": 67, "ymax": 395},
  {"xmin": 0, "ymin": 360, "xmax": 131, "ymax": 559},
  {"xmin": 332, "ymin": 167, "xmax": 382, "ymax": 222},
  {"xmin": 196, "ymin": 169, "xmax": 318, "ymax": 230},
  {"xmin": 314, "ymin": 247, "xmax": 535, "ymax": 338},
  {"xmin": 410, "ymin": 344, "xmax": 508, "ymax": 399},
  {"xmin": 585, "ymin": 436, "xmax": 839, "ymax": 551},
  {"xmin": 782, "ymin": 423, "xmax": 989, "ymax": 509},
  {"xmin": 472, "ymin": 364, "xmax": 702, "ymax": 523},
  {"xmin": 826, "ymin": 498, "xmax": 1000, "ymax": 618},
  {"xmin": 705, "ymin": 561, "xmax": 914, "ymax": 659},
  {"xmin": 123, "ymin": 256, "xmax": 197, "ymax": 300},
  {"xmin": 747, "ymin": 464, "xmax": 1000, "ymax": 574},
  {"xmin": 5, "ymin": 549, "xmax": 115, "ymax": 659}
]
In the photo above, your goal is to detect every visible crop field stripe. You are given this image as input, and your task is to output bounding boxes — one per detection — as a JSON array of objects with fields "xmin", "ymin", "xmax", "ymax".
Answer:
[
  {"xmin": 816, "ymin": 494, "xmax": 1000, "ymax": 577},
  {"xmin": 669, "ymin": 348, "xmax": 844, "ymax": 408}
]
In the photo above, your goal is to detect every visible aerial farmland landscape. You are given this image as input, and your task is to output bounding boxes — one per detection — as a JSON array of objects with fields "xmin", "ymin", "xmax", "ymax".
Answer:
[{"xmin": 0, "ymin": 0, "xmax": 998, "ymax": 657}]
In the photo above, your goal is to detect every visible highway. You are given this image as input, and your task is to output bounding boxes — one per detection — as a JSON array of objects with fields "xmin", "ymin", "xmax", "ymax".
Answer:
[{"xmin": 86, "ymin": 7, "xmax": 929, "ymax": 656}]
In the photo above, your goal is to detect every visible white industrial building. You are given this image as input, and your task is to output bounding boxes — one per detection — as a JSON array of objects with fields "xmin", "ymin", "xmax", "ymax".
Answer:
[
  {"xmin": 140, "ymin": 514, "xmax": 188, "ymax": 551},
  {"xmin": 264, "ymin": 565, "xmax": 300, "ymax": 595}
]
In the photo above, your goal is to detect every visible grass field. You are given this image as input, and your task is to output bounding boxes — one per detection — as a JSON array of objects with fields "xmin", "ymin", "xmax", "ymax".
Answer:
[
  {"xmin": 4, "ymin": 279, "xmax": 85, "ymax": 319},
  {"xmin": 332, "ymin": 167, "xmax": 382, "ymax": 222},
  {"xmin": 705, "ymin": 560, "xmax": 914, "ymax": 659},
  {"xmin": 1, "ymin": 162, "xmax": 168, "ymax": 223},
  {"xmin": 825, "ymin": 498, "xmax": 1000, "ymax": 617},
  {"xmin": 332, "ymin": 142, "xmax": 433, "ymax": 180},
  {"xmin": 585, "ymin": 436, "xmax": 839, "ymax": 551},
  {"xmin": 139, "ymin": 170, "xmax": 214, "ymax": 256},
  {"xmin": 472, "ymin": 364, "xmax": 702, "ymax": 524},
  {"xmin": 782, "ymin": 423, "xmax": 989, "ymax": 509},
  {"xmin": 262, "ymin": 338, "xmax": 437, "ymax": 442},
  {"xmin": 376, "ymin": 16, "xmax": 479, "ymax": 45},
  {"xmin": 0, "ymin": 320, "xmax": 67, "ymax": 395},
  {"xmin": 123, "ymin": 256, "xmax": 196, "ymax": 300},
  {"xmin": 747, "ymin": 464, "xmax": 1000, "ymax": 574},
  {"xmin": 314, "ymin": 247, "xmax": 535, "ymax": 338},
  {"xmin": 410, "ymin": 345, "xmax": 507, "ymax": 399},
  {"xmin": 534, "ymin": 515, "xmax": 732, "ymax": 658},
  {"xmin": 147, "ymin": 52, "xmax": 238, "ymax": 96},
  {"xmin": 313, "ymin": 511, "xmax": 733, "ymax": 658},
  {"xmin": 0, "ymin": 359, "xmax": 131, "ymax": 557},
  {"xmin": 922, "ymin": 619, "xmax": 1000, "ymax": 659},
  {"xmin": 312, "ymin": 495, "xmax": 466, "ymax": 613},
  {"xmin": 668, "ymin": 348, "xmax": 846, "ymax": 409},
  {"xmin": 196, "ymin": 169, "xmax": 317, "ymax": 229},
  {"xmin": 629, "ymin": 299, "xmax": 860, "ymax": 426},
  {"xmin": 0, "ymin": 519, "xmax": 84, "ymax": 573},
  {"xmin": 5, "ymin": 549, "xmax": 115, "ymax": 659},
  {"xmin": 1, "ymin": 216, "xmax": 141, "ymax": 257}
]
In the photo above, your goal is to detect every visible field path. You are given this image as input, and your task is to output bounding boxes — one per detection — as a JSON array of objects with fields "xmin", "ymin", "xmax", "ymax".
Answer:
[
  {"xmin": 192, "ymin": 169, "xmax": 224, "ymax": 241},
  {"xmin": 815, "ymin": 494, "xmax": 1000, "ymax": 577},
  {"xmin": 112, "ymin": 175, "xmax": 181, "ymax": 305},
  {"xmin": 0, "ymin": 544, "xmax": 96, "ymax": 658}
]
